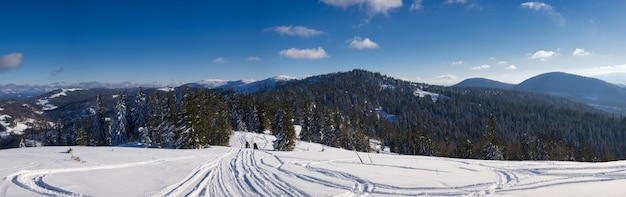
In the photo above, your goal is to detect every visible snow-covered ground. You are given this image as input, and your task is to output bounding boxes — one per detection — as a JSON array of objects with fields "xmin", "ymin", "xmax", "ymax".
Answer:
[
  {"xmin": 0, "ymin": 115, "xmax": 32, "ymax": 136},
  {"xmin": 1, "ymin": 132, "xmax": 626, "ymax": 197}
]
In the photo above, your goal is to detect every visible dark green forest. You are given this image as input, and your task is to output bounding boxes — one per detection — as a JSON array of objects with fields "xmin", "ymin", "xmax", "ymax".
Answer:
[{"xmin": 6, "ymin": 70, "xmax": 626, "ymax": 162}]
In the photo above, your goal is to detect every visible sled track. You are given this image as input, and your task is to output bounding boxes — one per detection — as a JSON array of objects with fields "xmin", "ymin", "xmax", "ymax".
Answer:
[
  {"xmin": 6, "ymin": 155, "xmax": 204, "ymax": 197},
  {"xmin": 5, "ymin": 132, "xmax": 626, "ymax": 196}
]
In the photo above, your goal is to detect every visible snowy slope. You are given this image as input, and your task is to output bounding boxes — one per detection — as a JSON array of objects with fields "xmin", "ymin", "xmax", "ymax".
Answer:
[
  {"xmin": 1, "ymin": 132, "xmax": 626, "ymax": 196},
  {"xmin": 190, "ymin": 76, "xmax": 297, "ymax": 94}
]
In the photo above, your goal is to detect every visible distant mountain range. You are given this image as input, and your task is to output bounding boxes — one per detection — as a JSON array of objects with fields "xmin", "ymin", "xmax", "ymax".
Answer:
[
  {"xmin": 185, "ymin": 75, "xmax": 297, "ymax": 94},
  {"xmin": 0, "ymin": 76, "xmax": 298, "ymax": 99},
  {"xmin": 0, "ymin": 82, "xmax": 176, "ymax": 99},
  {"xmin": 455, "ymin": 72, "xmax": 626, "ymax": 114},
  {"xmin": 3, "ymin": 71, "xmax": 626, "ymax": 116}
]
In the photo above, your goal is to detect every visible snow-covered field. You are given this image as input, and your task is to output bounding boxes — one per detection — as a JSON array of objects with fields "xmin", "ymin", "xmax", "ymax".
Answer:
[{"xmin": 1, "ymin": 132, "xmax": 626, "ymax": 197}]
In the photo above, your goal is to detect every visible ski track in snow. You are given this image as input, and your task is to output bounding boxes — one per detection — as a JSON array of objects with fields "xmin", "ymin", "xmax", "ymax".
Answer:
[
  {"xmin": 4, "ymin": 132, "xmax": 626, "ymax": 196},
  {"xmin": 4, "ymin": 155, "xmax": 211, "ymax": 197}
]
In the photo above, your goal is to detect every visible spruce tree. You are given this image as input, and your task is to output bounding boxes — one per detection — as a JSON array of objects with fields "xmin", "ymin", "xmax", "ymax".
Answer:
[
  {"xmin": 93, "ymin": 94, "xmax": 108, "ymax": 146},
  {"xmin": 132, "ymin": 87, "xmax": 149, "ymax": 143},
  {"xmin": 482, "ymin": 114, "xmax": 505, "ymax": 160},
  {"xmin": 54, "ymin": 121, "xmax": 64, "ymax": 145},
  {"xmin": 273, "ymin": 108, "xmax": 296, "ymax": 151},
  {"xmin": 111, "ymin": 91, "xmax": 129, "ymax": 145}
]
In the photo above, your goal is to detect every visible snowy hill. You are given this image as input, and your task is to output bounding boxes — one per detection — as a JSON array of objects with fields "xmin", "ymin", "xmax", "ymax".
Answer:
[
  {"xmin": 0, "ymin": 81, "xmax": 180, "ymax": 100},
  {"xmin": 187, "ymin": 75, "xmax": 297, "ymax": 94},
  {"xmin": 1, "ymin": 131, "xmax": 626, "ymax": 196}
]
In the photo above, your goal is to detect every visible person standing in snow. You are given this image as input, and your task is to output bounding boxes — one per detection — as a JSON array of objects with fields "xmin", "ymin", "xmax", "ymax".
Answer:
[
  {"xmin": 245, "ymin": 141, "xmax": 250, "ymax": 148},
  {"xmin": 253, "ymin": 142, "xmax": 259, "ymax": 150}
]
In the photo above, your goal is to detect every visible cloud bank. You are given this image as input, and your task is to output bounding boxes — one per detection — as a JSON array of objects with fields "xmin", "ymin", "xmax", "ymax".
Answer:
[{"xmin": 279, "ymin": 47, "xmax": 329, "ymax": 60}]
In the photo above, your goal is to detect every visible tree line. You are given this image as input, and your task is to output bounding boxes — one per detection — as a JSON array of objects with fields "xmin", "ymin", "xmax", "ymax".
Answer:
[{"xmin": 31, "ymin": 70, "xmax": 626, "ymax": 161}]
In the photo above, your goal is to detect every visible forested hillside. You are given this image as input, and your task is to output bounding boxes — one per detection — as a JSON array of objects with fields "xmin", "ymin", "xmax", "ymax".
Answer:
[{"xmin": 2, "ymin": 70, "xmax": 626, "ymax": 161}]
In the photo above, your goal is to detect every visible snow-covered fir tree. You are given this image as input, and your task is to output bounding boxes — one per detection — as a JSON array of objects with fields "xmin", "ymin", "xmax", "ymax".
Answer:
[
  {"xmin": 273, "ymin": 108, "xmax": 296, "ymax": 151},
  {"xmin": 146, "ymin": 91, "xmax": 162, "ymax": 147},
  {"xmin": 159, "ymin": 90, "xmax": 179, "ymax": 148},
  {"xmin": 178, "ymin": 88, "xmax": 209, "ymax": 149},
  {"xmin": 245, "ymin": 105, "xmax": 262, "ymax": 133},
  {"xmin": 132, "ymin": 87, "xmax": 150, "ymax": 145},
  {"xmin": 111, "ymin": 91, "xmax": 129, "ymax": 146},
  {"xmin": 92, "ymin": 94, "xmax": 108, "ymax": 146},
  {"xmin": 54, "ymin": 121, "xmax": 64, "ymax": 145},
  {"xmin": 75, "ymin": 124, "xmax": 88, "ymax": 146},
  {"xmin": 482, "ymin": 114, "xmax": 505, "ymax": 160}
]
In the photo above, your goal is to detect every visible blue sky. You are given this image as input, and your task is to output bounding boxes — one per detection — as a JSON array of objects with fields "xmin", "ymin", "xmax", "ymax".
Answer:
[{"xmin": 1, "ymin": 0, "xmax": 626, "ymax": 86}]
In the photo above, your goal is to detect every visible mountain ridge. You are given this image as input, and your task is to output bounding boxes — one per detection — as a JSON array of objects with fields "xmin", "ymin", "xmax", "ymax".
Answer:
[
  {"xmin": 2, "ymin": 69, "xmax": 625, "ymax": 161},
  {"xmin": 454, "ymin": 72, "xmax": 626, "ymax": 114}
]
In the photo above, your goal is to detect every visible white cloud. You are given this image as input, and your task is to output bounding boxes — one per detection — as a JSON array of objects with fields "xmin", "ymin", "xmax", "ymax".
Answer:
[
  {"xmin": 264, "ymin": 25, "xmax": 324, "ymax": 37},
  {"xmin": 212, "ymin": 57, "xmax": 229, "ymax": 63},
  {"xmin": 451, "ymin": 60, "xmax": 463, "ymax": 65},
  {"xmin": 246, "ymin": 56, "xmax": 262, "ymax": 61},
  {"xmin": 530, "ymin": 50, "xmax": 555, "ymax": 61},
  {"xmin": 410, "ymin": 0, "xmax": 423, "ymax": 11},
  {"xmin": 520, "ymin": 1, "xmax": 565, "ymax": 25},
  {"xmin": 572, "ymin": 48, "xmax": 590, "ymax": 56},
  {"xmin": 471, "ymin": 64, "xmax": 490, "ymax": 70},
  {"xmin": 279, "ymin": 47, "xmax": 329, "ymax": 60},
  {"xmin": 431, "ymin": 74, "xmax": 459, "ymax": 85},
  {"xmin": 520, "ymin": 1, "xmax": 551, "ymax": 11},
  {"xmin": 348, "ymin": 37, "xmax": 380, "ymax": 49},
  {"xmin": 585, "ymin": 64, "xmax": 626, "ymax": 76},
  {"xmin": 0, "ymin": 52, "xmax": 24, "ymax": 73},
  {"xmin": 497, "ymin": 61, "xmax": 508, "ymax": 65},
  {"xmin": 320, "ymin": 0, "xmax": 403, "ymax": 16},
  {"xmin": 505, "ymin": 64, "xmax": 518, "ymax": 70},
  {"xmin": 436, "ymin": 74, "xmax": 458, "ymax": 80}
]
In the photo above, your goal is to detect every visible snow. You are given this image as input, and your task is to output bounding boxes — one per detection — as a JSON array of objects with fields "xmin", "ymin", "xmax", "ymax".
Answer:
[
  {"xmin": 374, "ymin": 107, "xmax": 397, "ymax": 122},
  {"xmin": 0, "ymin": 107, "xmax": 4, "ymax": 111},
  {"xmin": 33, "ymin": 88, "xmax": 83, "ymax": 111},
  {"xmin": 1, "ymin": 131, "xmax": 626, "ymax": 196},
  {"xmin": 195, "ymin": 76, "xmax": 297, "ymax": 93},
  {"xmin": 380, "ymin": 84, "xmax": 395, "ymax": 90},
  {"xmin": 0, "ymin": 115, "xmax": 29, "ymax": 135},
  {"xmin": 414, "ymin": 89, "xmax": 442, "ymax": 102},
  {"xmin": 157, "ymin": 87, "xmax": 175, "ymax": 92},
  {"xmin": 50, "ymin": 88, "xmax": 83, "ymax": 99},
  {"xmin": 36, "ymin": 99, "xmax": 58, "ymax": 111},
  {"xmin": 196, "ymin": 79, "xmax": 231, "ymax": 88},
  {"xmin": 272, "ymin": 75, "xmax": 298, "ymax": 81}
]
